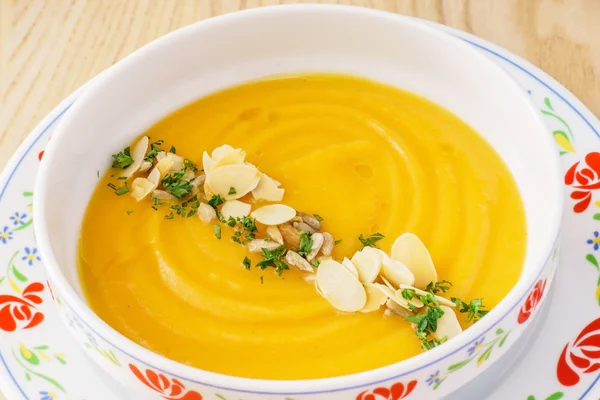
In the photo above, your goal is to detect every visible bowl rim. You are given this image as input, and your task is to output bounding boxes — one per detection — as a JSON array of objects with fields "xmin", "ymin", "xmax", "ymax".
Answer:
[{"xmin": 33, "ymin": 3, "xmax": 564, "ymax": 395}]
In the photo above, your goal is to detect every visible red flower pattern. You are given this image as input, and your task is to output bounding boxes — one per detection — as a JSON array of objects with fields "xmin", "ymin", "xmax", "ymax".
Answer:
[
  {"xmin": 518, "ymin": 279, "xmax": 547, "ymax": 324},
  {"xmin": 129, "ymin": 364, "xmax": 202, "ymax": 400},
  {"xmin": 356, "ymin": 380, "xmax": 417, "ymax": 400},
  {"xmin": 557, "ymin": 317, "xmax": 600, "ymax": 386},
  {"xmin": 564, "ymin": 152, "xmax": 600, "ymax": 213},
  {"xmin": 0, "ymin": 282, "xmax": 45, "ymax": 332}
]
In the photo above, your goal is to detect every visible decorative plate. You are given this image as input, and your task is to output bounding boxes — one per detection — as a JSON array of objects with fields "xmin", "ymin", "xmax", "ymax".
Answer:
[{"xmin": 0, "ymin": 21, "xmax": 599, "ymax": 400}]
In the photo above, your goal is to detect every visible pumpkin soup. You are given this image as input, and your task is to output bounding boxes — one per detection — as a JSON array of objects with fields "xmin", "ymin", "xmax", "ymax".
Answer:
[{"xmin": 79, "ymin": 74, "xmax": 526, "ymax": 379}]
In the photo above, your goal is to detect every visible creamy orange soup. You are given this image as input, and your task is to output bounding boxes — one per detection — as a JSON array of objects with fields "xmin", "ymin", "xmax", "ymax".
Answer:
[{"xmin": 79, "ymin": 74, "xmax": 526, "ymax": 379}]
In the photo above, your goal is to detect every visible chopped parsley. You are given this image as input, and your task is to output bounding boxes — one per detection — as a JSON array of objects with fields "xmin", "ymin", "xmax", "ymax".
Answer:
[
  {"xmin": 228, "ymin": 187, "xmax": 237, "ymax": 195},
  {"xmin": 164, "ymin": 212, "xmax": 174, "ymax": 220},
  {"xmin": 400, "ymin": 288, "xmax": 416, "ymax": 300},
  {"xmin": 184, "ymin": 158, "xmax": 198, "ymax": 172},
  {"xmin": 227, "ymin": 216, "xmax": 237, "ymax": 227},
  {"xmin": 208, "ymin": 194, "xmax": 225, "ymax": 209},
  {"xmin": 256, "ymin": 245, "xmax": 289, "ymax": 276},
  {"xmin": 404, "ymin": 292, "xmax": 446, "ymax": 350},
  {"xmin": 214, "ymin": 224, "xmax": 222, "ymax": 239},
  {"xmin": 169, "ymin": 145, "xmax": 176, "ymax": 154},
  {"xmin": 111, "ymin": 147, "xmax": 134, "ymax": 169},
  {"xmin": 242, "ymin": 256, "xmax": 251, "ymax": 270},
  {"xmin": 107, "ymin": 182, "xmax": 129, "ymax": 196},
  {"xmin": 153, "ymin": 197, "xmax": 162, "ymax": 207},
  {"xmin": 310, "ymin": 259, "xmax": 320, "ymax": 267},
  {"xmin": 334, "ymin": 239, "xmax": 342, "ymax": 245},
  {"xmin": 161, "ymin": 167, "xmax": 193, "ymax": 199},
  {"xmin": 427, "ymin": 280, "xmax": 452, "ymax": 295},
  {"xmin": 359, "ymin": 232, "xmax": 385, "ymax": 248},
  {"xmin": 313, "ymin": 214, "xmax": 324, "ymax": 222},
  {"xmin": 144, "ymin": 140, "xmax": 164, "ymax": 162},
  {"xmin": 297, "ymin": 231, "xmax": 313, "ymax": 258},
  {"xmin": 451, "ymin": 297, "xmax": 489, "ymax": 323},
  {"xmin": 126, "ymin": 210, "xmax": 134, "ymax": 215}
]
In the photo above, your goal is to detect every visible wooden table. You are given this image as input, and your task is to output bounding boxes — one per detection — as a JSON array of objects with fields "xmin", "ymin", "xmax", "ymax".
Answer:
[{"xmin": 1, "ymin": 0, "xmax": 600, "ymax": 398}]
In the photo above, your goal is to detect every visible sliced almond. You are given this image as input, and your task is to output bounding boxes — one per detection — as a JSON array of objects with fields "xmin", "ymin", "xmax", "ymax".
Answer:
[
  {"xmin": 182, "ymin": 170, "xmax": 195, "ymax": 181},
  {"xmin": 152, "ymin": 190, "xmax": 176, "ymax": 201},
  {"xmin": 130, "ymin": 167, "xmax": 160, "ymax": 201},
  {"xmin": 316, "ymin": 260, "xmax": 366, "ymax": 312},
  {"xmin": 212, "ymin": 148, "xmax": 246, "ymax": 170},
  {"xmin": 307, "ymin": 233, "xmax": 324, "ymax": 261},
  {"xmin": 266, "ymin": 225, "xmax": 284, "ymax": 245},
  {"xmin": 155, "ymin": 154, "xmax": 175, "ymax": 178},
  {"xmin": 341, "ymin": 257, "xmax": 359, "ymax": 278},
  {"xmin": 317, "ymin": 255, "xmax": 333, "ymax": 262},
  {"xmin": 285, "ymin": 250, "xmax": 314, "ymax": 272},
  {"xmin": 221, "ymin": 200, "xmax": 251, "ymax": 220},
  {"xmin": 351, "ymin": 247, "xmax": 382, "ymax": 283},
  {"xmin": 398, "ymin": 284, "xmax": 456, "ymax": 307},
  {"xmin": 211, "ymin": 144, "xmax": 234, "ymax": 161},
  {"xmin": 139, "ymin": 160, "xmax": 152, "ymax": 172},
  {"xmin": 298, "ymin": 212, "xmax": 321, "ymax": 230},
  {"xmin": 248, "ymin": 239, "xmax": 281, "ymax": 253},
  {"xmin": 251, "ymin": 204, "xmax": 296, "ymax": 226},
  {"xmin": 169, "ymin": 154, "xmax": 185, "ymax": 172},
  {"xmin": 293, "ymin": 221, "xmax": 316, "ymax": 234},
  {"xmin": 391, "ymin": 233, "xmax": 438, "ymax": 289},
  {"xmin": 434, "ymin": 306, "xmax": 463, "ymax": 341},
  {"xmin": 252, "ymin": 173, "xmax": 284, "ymax": 202},
  {"xmin": 374, "ymin": 284, "xmax": 413, "ymax": 311},
  {"xmin": 321, "ymin": 232, "xmax": 334, "ymax": 256},
  {"xmin": 191, "ymin": 175, "xmax": 205, "ymax": 188},
  {"xmin": 395, "ymin": 289, "xmax": 424, "ymax": 308},
  {"xmin": 361, "ymin": 282, "xmax": 388, "ymax": 313},
  {"xmin": 380, "ymin": 276, "xmax": 397, "ymax": 291},
  {"xmin": 202, "ymin": 151, "xmax": 214, "ymax": 173},
  {"xmin": 206, "ymin": 164, "xmax": 261, "ymax": 200},
  {"xmin": 385, "ymin": 299, "xmax": 415, "ymax": 318},
  {"xmin": 279, "ymin": 224, "xmax": 301, "ymax": 249},
  {"xmin": 119, "ymin": 136, "xmax": 149, "ymax": 178},
  {"xmin": 377, "ymin": 250, "xmax": 415, "ymax": 287},
  {"xmin": 156, "ymin": 151, "xmax": 167, "ymax": 162},
  {"xmin": 198, "ymin": 203, "xmax": 217, "ymax": 223}
]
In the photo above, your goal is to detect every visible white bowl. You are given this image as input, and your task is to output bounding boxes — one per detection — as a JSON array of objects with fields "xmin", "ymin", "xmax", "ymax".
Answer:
[{"xmin": 34, "ymin": 4, "xmax": 562, "ymax": 400}]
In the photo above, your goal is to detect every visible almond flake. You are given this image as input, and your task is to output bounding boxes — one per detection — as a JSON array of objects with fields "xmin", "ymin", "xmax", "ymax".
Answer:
[
  {"xmin": 361, "ymin": 282, "xmax": 388, "ymax": 313},
  {"xmin": 374, "ymin": 284, "xmax": 412, "ymax": 311},
  {"xmin": 152, "ymin": 190, "xmax": 176, "ymax": 201},
  {"xmin": 380, "ymin": 276, "xmax": 397, "ymax": 291},
  {"xmin": 341, "ymin": 258, "xmax": 359, "ymax": 278},
  {"xmin": 351, "ymin": 247, "xmax": 382, "ymax": 283},
  {"xmin": 266, "ymin": 225, "xmax": 284, "ymax": 245},
  {"xmin": 385, "ymin": 299, "xmax": 414, "ymax": 318},
  {"xmin": 285, "ymin": 250, "xmax": 314, "ymax": 272},
  {"xmin": 155, "ymin": 154, "xmax": 175, "ymax": 177},
  {"xmin": 391, "ymin": 233, "xmax": 438, "ymax": 289},
  {"xmin": 202, "ymin": 151, "xmax": 214, "ymax": 173},
  {"xmin": 139, "ymin": 160, "xmax": 152, "ymax": 172},
  {"xmin": 307, "ymin": 232, "xmax": 323, "ymax": 261},
  {"xmin": 252, "ymin": 173, "xmax": 284, "ymax": 201},
  {"xmin": 211, "ymin": 144, "xmax": 234, "ymax": 161},
  {"xmin": 198, "ymin": 203, "xmax": 216, "ymax": 223},
  {"xmin": 321, "ymin": 232, "xmax": 334, "ymax": 256},
  {"xmin": 119, "ymin": 136, "xmax": 149, "ymax": 178},
  {"xmin": 206, "ymin": 164, "xmax": 260, "ymax": 200},
  {"xmin": 212, "ymin": 148, "xmax": 246, "ymax": 170},
  {"xmin": 169, "ymin": 154, "xmax": 185, "ymax": 172},
  {"xmin": 377, "ymin": 250, "xmax": 415, "ymax": 287},
  {"xmin": 251, "ymin": 204, "xmax": 296, "ymax": 226},
  {"xmin": 130, "ymin": 167, "xmax": 160, "ymax": 201},
  {"xmin": 221, "ymin": 200, "xmax": 251, "ymax": 220},
  {"xmin": 248, "ymin": 239, "xmax": 282, "ymax": 253},
  {"xmin": 293, "ymin": 221, "xmax": 316, "ymax": 234},
  {"xmin": 279, "ymin": 224, "xmax": 301, "ymax": 249},
  {"xmin": 434, "ymin": 306, "xmax": 463, "ymax": 341},
  {"xmin": 316, "ymin": 260, "xmax": 366, "ymax": 312},
  {"xmin": 398, "ymin": 284, "xmax": 456, "ymax": 307},
  {"xmin": 298, "ymin": 212, "xmax": 321, "ymax": 230}
]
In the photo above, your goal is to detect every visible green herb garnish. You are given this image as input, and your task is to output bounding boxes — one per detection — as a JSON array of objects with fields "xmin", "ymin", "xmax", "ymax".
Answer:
[
  {"xmin": 310, "ymin": 259, "xmax": 320, "ymax": 267},
  {"xmin": 314, "ymin": 214, "xmax": 324, "ymax": 222},
  {"xmin": 107, "ymin": 183, "xmax": 117, "ymax": 191},
  {"xmin": 334, "ymin": 239, "xmax": 342, "ymax": 245},
  {"xmin": 227, "ymin": 217, "xmax": 237, "ymax": 227},
  {"xmin": 214, "ymin": 224, "xmax": 222, "ymax": 239},
  {"xmin": 256, "ymin": 245, "xmax": 289, "ymax": 276},
  {"xmin": 126, "ymin": 210, "xmax": 134, "ymax": 215},
  {"xmin": 297, "ymin": 231, "xmax": 313, "ymax": 258},
  {"xmin": 242, "ymin": 256, "xmax": 251, "ymax": 270},
  {"xmin": 451, "ymin": 297, "xmax": 489, "ymax": 323},
  {"xmin": 161, "ymin": 167, "xmax": 193, "ymax": 199},
  {"xmin": 169, "ymin": 145, "xmax": 176, "ymax": 154},
  {"xmin": 111, "ymin": 147, "xmax": 134, "ymax": 169},
  {"xmin": 164, "ymin": 212, "xmax": 174, "ymax": 220},
  {"xmin": 426, "ymin": 280, "xmax": 452, "ymax": 295},
  {"xmin": 144, "ymin": 140, "xmax": 164, "ymax": 162},
  {"xmin": 184, "ymin": 158, "xmax": 198, "ymax": 172},
  {"xmin": 208, "ymin": 194, "xmax": 225, "ymax": 209},
  {"xmin": 404, "ymin": 293, "xmax": 446, "ymax": 350},
  {"xmin": 228, "ymin": 187, "xmax": 237, "ymax": 195},
  {"xmin": 401, "ymin": 288, "xmax": 416, "ymax": 300},
  {"xmin": 358, "ymin": 232, "xmax": 385, "ymax": 248}
]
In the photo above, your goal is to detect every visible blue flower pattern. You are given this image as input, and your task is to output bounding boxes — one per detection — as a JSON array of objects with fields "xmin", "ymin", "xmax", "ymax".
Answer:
[
  {"xmin": 10, "ymin": 212, "xmax": 27, "ymax": 226},
  {"xmin": 0, "ymin": 226, "xmax": 13, "ymax": 244},
  {"xmin": 22, "ymin": 247, "xmax": 41, "ymax": 266},
  {"xmin": 468, "ymin": 336, "xmax": 486, "ymax": 357},
  {"xmin": 39, "ymin": 391, "xmax": 56, "ymax": 400},
  {"xmin": 588, "ymin": 231, "xmax": 600, "ymax": 251},
  {"xmin": 426, "ymin": 370, "xmax": 441, "ymax": 386}
]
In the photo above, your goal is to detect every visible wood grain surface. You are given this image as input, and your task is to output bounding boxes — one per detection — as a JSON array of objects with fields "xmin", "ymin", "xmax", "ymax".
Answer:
[{"xmin": 1, "ymin": 0, "xmax": 600, "ymax": 398}]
